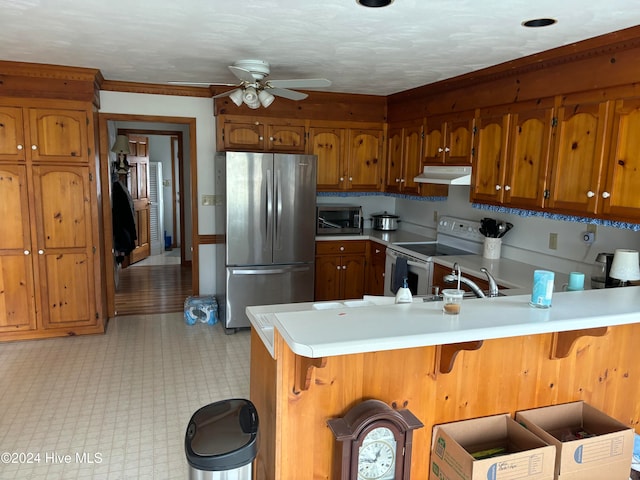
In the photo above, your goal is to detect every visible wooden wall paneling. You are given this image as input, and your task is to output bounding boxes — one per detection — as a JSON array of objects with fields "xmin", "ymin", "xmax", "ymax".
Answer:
[{"xmin": 257, "ymin": 322, "xmax": 640, "ymax": 480}]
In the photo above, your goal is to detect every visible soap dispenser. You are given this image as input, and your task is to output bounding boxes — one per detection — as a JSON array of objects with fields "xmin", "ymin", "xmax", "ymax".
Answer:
[{"xmin": 395, "ymin": 278, "xmax": 413, "ymax": 304}]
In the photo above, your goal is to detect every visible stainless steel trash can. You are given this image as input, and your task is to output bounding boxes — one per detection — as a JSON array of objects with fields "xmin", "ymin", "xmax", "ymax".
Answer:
[{"xmin": 185, "ymin": 398, "xmax": 259, "ymax": 480}]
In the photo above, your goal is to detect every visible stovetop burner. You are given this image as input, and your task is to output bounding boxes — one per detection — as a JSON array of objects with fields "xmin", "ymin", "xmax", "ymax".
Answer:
[{"xmin": 397, "ymin": 243, "xmax": 475, "ymax": 257}]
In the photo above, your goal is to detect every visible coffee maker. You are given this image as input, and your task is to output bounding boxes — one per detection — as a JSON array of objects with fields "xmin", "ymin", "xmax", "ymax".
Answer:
[{"xmin": 591, "ymin": 252, "xmax": 618, "ymax": 288}]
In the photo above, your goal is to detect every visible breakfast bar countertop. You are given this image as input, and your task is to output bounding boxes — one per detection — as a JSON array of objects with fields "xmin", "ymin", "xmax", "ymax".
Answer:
[{"xmin": 247, "ymin": 286, "xmax": 640, "ymax": 359}]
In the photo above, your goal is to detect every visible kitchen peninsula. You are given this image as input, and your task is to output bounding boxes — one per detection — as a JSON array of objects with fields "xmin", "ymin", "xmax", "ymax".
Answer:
[{"xmin": 248, "ymin": 287, "xmax": 640, "ymax": 479}]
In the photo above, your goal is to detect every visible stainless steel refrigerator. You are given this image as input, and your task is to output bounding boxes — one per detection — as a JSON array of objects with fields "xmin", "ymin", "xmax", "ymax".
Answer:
[{"xmin": 215, "ymin": 152, "xmax": 317, "ymax": 332}]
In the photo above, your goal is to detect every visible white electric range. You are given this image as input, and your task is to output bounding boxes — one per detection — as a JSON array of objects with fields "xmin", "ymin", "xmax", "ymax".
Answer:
[{"xmin": 384, "ymin": 216, "xmax": 484, "ymax": 297}]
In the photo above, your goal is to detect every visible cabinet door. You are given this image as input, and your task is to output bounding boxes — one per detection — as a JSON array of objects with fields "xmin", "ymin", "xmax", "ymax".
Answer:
[
  {"xmin": 471, "ymin": 113, "xmax": 510, "ymax": 204},
  {"xmin": 347, "ymin": 129, "xmax": 384, "ymax": 191},
  {"xmin": 309, "ymin": 127, "xmax": 345, "ymax": 191},
  {"xmin": 32, "ymin": 165, "xmax": 97, "ymax": 328},
  {"xmin": 365, "ymin": 243, "xmax": 386, "ymax": 296},
  {"xmin": 504, "ymin": 107, "xmax": 553, "ymax": 208},
  {"xmin": 342, "ymin": 255, "xmax": 366, "ymax": 300},
  {"xmin": 445, "ymin": 116, "xmax": 474, "ymax": 165},
  {"xmin": 547, "ymin": 101, "xmax": 611, "ymax": 214},
  {"xmin": 267, "ymin": 123, "xmax": 305, "ymax": 152},
  {"xmin": 402, "ymin": 124, "xmax": 423, "ymax": 195},
  {"xmin": 601, "ymin": 98, "xmax": 640, "ymax": 220},
  {"xmin": 315, "ymin": 255, "xmax": 342, "ymax": 301},
  {"xmin": 222, "ymin": 120, "xmax": 265, "ymax": 151},
  {"xmin": 423, "ymin": 118, "xmax": 445, "ymax": 165},
  {"xmin": 28, "ymin": 108, "xmax": 88, "ymax": 162},
  {"xmin": 385, "ymin": 128, "xmax": 404, "ymax": 193},
  {"xmin": 0, "ymin": 106, "xmax": 26, "ymax": 161},
  {"xmin": 0, "ymin": 165, "xmax": 37, "ymax": 332}
]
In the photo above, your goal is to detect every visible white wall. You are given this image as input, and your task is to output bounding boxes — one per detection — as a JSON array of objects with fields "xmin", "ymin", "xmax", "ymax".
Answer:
[
  {"xmin": 395, "ymin": 187, "xmax": 640, "ymax": 275},
  {"xmin": 99, "ymin": 91, "xmax": 218, "ymax": 293}
]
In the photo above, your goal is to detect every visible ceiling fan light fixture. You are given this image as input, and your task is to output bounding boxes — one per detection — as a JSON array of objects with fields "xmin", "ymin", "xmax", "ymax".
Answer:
[
  {"xmin": 228, "ymin": 88, "xmax": 244, "ymax": 107},
  {"xmin": 356, "ymin": 0, "xmax": 393, "ymax": 7},
  {"xmin": 258, "ymin": 90, "xmax": 275, "ymax": 108}
]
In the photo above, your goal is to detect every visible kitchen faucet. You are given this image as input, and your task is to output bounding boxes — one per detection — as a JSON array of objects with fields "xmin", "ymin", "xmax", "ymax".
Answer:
[{"xmin": 443, "ymin": 263, "xmax": 500, "ymax": 298}]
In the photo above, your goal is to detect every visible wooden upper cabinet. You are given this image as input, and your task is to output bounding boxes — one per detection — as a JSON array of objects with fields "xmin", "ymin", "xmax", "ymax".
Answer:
[
  {"xmin": 220, "ymin": 117, "xmax": 305, "ymax": 152},
  {"xmin": 309, "ymin": 127, "xmax": 345, "ymax": 191},
  {"xmin": 385, "ymin": 122, "xmax": 423, "ymax": 195},
  {"xmin": 0, "ymin": 106, "xmax": 26, "ymax": 161},
  {"xmin": 472, "ymin": 103, "xmax": 554, "ymax": 209},
  {"xmin": 471, "ymin": 111, "xmax": 510, "ymax": 204},
  {"xmin": 424, "ymin": 113, "xmax": 474, "ymax": 165},
  {"xmin": 546, "ymin": 100, "xmax": 612, "ymax": 215},
  {"xmin": 28, "ymin": 108, "xmax": 88, "ymax": 162},
  {"xmin": 504, "ymin": 106, "xmax": 554, "ymax": 209},
  {"xmin": 0, "ymin": 165, "xmax": 37, "ymax": 333},
  {"xmin": 601, "ymin": 98, "xmax": 640, "ymax": 220},
  {"xmin": 347, "ymin": 128, "xmax": 384, "ymax": 191}
]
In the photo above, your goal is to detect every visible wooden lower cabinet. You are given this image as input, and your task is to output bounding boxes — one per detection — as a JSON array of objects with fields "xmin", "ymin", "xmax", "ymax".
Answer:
[
  {"xmin": 251, "ymin": 323, "xmax": 640, "ymax": 480},
  {"xmin": 365, "ymin": 241, "xmax": 386, "ymax": 295},
  {"xmin": 315, "ymin": 240, "xmax": 366, "ymax": 301}
]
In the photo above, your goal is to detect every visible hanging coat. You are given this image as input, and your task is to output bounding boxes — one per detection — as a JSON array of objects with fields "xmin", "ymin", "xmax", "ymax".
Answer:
[{"xmin": 112, "ymin": 180, "xmax": 137, "ymax": 259}]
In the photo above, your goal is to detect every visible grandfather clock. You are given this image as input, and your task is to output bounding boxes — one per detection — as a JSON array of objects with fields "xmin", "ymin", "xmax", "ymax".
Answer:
[{"xmin": 327, "ymin": 399, "xmax": 423, "ymax": 480}]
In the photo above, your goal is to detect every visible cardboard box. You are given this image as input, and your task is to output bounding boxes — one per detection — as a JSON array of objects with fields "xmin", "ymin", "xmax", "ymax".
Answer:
[
  {"xmin": 430, "ymin": 414, "xmax": 556, "ymax": 480},
  {"xmin": 515, "ymin": 401, "xmax": 635, "ymax": 480}
]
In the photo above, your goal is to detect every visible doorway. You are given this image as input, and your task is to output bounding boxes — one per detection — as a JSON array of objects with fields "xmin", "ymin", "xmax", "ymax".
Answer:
[{"xmin": 99, "ymin": 114, "xmax": 199, "ymax": 318}]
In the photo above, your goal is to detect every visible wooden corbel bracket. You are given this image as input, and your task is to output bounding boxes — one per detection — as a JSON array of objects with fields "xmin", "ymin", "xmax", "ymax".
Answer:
[
  {"xmin": 550, "ymin": 327, "xmax": 608, "ymax": 359},
  {"xmin": 293, "ymin": 355, "xmax": 327, "ymax": 393},
  {"xmin": 435, "ymin": 341, "xmax": 484, "ymax": 375}
]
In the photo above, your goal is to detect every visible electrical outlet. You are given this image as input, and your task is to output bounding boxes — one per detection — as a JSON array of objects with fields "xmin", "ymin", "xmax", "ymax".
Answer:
[
  {"xmin": 433, "ymin": 211, "xmax": 438, "ymax": 222},
  {"xmin": 582, "ymin": 231, "xmax": 596, "ymax": 244},
  {"xmin": 549, "ymin": 233, "xmax": 558, "ymax": 250}
]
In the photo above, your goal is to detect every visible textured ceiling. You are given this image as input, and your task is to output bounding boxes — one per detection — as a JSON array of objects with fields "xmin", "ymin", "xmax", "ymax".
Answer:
[{"xmin": 1, "ymin": 0, "xmax": 640, "ymax": 96}]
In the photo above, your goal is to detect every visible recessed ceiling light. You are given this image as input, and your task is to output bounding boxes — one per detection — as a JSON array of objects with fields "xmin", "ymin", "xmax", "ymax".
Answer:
[
  {"xmin": 522, "ymin": 18, "xmax": 557, "ymax": 28},
  {"xmin": 357, "ymin": 0, "xmax": 394, "ymax": 7}
]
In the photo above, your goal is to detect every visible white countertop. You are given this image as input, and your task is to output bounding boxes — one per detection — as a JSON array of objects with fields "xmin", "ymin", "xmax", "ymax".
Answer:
[{"xmin": 248, "ymin": 286, "xmax": 640, "ymax": 359}]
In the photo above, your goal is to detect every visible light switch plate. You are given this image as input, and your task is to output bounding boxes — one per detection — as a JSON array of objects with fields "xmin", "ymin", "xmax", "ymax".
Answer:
[
  {"xmin": 549, "ymin": 233, "xmax": 558, "ymax": 250},
  {"xmin": 202, "ymin": 194, "xmax": 215, "ymax": 206}
]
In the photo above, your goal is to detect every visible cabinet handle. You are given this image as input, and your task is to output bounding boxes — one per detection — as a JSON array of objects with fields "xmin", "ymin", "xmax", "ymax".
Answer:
[
  {"xmin": 444, "ymin": 147, "xmax": 450, "ymax": 153},
  {"xmin": 400, "ymin": 178, "xmax": 405, "ymax": 183},
  {"xmin": 38, "ymin": 249, "xmax": 44, "ymax": 254},
  {"xmin": 339, "ymin": 177, "xmax": 344, "ymax": 182},
  {"xmin": 504, "ymin": 185, "xmax": 511, "ymax": 191},
  {"xmin": 31, "ymin": 145, "xmax": 37, "ymax": 150},
  {"xmin": 342, "ymin": 265, "xmax": 347, "ymax": 269},
  {"xmin": 336, "ymin": 265, "xmax": 341, "ymax": 270},
  {"xmin": 17, "ymin": 144, "xmax": 23, "ymax": 151},
  {"xmin": 495, "ymin": 185, "xmax": 501, "ymax": 191},
  {"xmin": 339, "ymin": 246, "xmax": 345, "ymax": 251},
  {"xmin": 395, "ymin": 177, "xmax": 401, "ymax": 182},
  {"xmin": 602, "ymin": 191, "xmax": 611, "ymax": 199},
  {"xmin": 24, "ymin": 250, "xmax": 30, "ymax": 255},
  {"xmin": 438, "ymin": 147, "xmax": 444, "ymax": 153},
  {"xmin": 349, "ymin": 177, "xmax": 353, "ymax": 181},
  {"xmin": 259, "ymin": 136, "xmax": 264, "ymax": 141},
  {"xmin": 269, "ymin": 136, "xmax": 275, "ymax": 141},
  {"xmin": 587, "ymin": 190, "xmax": 595, "ymax": 198},
  {"xmin": 375, "ymin": 249, "xmax": 381, "ymax": 253}
]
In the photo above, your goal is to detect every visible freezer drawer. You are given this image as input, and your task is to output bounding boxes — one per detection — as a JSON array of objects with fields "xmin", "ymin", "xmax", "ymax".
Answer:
[{"xmin": 224, "ymin": 264, "xmax": 314, "ymax": 330}]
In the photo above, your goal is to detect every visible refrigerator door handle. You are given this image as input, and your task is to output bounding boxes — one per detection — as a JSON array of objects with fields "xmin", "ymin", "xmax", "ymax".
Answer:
[
  {"xmin": 230, "ymin": 266, "xmax": 311, "ymax": 275},
  {"xmin": 266, "ymin": 168, "xmax": 273, "ymax": 241},
  {"xmin": 274, "ymin": 168, "xmax": 283, "ymax": 249}
]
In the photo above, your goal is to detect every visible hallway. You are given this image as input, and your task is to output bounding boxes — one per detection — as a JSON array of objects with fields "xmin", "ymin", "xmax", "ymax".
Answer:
[{"xmin": 114, "ymin": 251, "xmax": 193, "ymax": 316}]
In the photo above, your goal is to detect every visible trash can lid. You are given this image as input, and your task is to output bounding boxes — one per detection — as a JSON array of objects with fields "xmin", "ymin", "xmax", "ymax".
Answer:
[{"xmin": 185, "ymin": 398, "xmax": 259, "ymax": 471}]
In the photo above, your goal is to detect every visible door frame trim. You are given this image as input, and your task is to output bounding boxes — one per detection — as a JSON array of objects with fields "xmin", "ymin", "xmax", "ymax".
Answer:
[{"xmin": 98, "ymin": 113, "xmax": 199, "ymax": 319}]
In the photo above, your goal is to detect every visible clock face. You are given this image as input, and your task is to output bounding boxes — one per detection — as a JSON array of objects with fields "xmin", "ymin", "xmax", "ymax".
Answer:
[{"xmin": 357, "ymin": 427, "xmax": 397, "ymax": 480}]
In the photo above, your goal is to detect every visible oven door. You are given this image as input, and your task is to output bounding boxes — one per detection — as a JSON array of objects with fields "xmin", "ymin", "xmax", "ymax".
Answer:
[{"xmin": 384, "ymin": 249, "xmax": 433, "ymax": 297}]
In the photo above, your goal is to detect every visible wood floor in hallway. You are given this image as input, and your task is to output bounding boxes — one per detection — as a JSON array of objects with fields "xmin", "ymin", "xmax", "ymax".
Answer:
[{"xmin": 115, "ymin": 264, "xmax": 193, "ymax": 316}]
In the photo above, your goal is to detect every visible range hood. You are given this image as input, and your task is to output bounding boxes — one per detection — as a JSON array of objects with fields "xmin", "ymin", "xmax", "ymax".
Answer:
[{"xmin": 413, "ymin": 165, "xmax": 472, "ymax": 185}]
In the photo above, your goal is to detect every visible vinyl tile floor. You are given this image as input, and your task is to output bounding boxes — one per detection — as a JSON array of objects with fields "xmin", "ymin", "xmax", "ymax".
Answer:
[{"xmin": 0, "ymin": 314, "xmax": 250, "ymax": 480}]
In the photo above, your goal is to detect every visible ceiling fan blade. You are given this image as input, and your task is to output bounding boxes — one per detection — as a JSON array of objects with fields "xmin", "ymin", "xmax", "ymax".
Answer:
[
  {"xmin": 267, "ymin": 87, "xmax": 308, "ymax": 101},
  {"xmin": 168, "ymin": 81, "xmax": 238, "ymax": 87},
  {"xmin": 267, "ymin": 78, "xmax": 331, "ymax": 89},
  {"xmin": 212, "ymin": 89, "xmax": 236, "ymax": 99},
  {"xmin": 228, "ymin": 65, "xmax": 257, "ymax": 84}
]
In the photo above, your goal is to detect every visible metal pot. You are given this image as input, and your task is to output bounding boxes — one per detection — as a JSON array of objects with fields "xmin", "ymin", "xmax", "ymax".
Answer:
[{"xmin": 372, "ymin": 212, "xmax": 401, "ymax": 231}]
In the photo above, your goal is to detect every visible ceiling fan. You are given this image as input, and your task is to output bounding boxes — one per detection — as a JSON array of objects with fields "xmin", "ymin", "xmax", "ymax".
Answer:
[{"xmin": 170, "ymin": 59, "xmax": 331, "ymax": 108}]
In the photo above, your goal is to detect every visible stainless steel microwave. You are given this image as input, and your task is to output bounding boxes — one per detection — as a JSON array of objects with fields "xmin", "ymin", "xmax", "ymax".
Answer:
[{"xmin": 316, "ymin": 205, "xmax": 363, "ymax": 235}]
